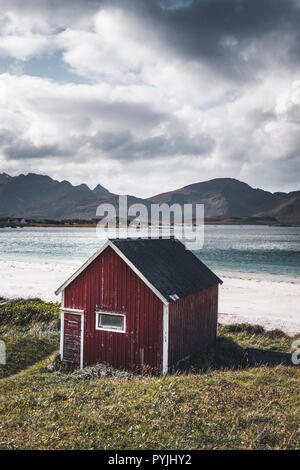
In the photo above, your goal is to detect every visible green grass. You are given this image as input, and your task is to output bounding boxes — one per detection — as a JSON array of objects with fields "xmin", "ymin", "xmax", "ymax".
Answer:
[
  {"xmin": 185, "ymin": 324, "xmax": 295, "ymax": 373},
  {"xmin": 0, "ymin": 299, "xmax": 59, "ymax": 378},
  {"xmin": 0, "ymin": 298, "xmax": 60, "ymax": 329},
  {"xmin": 0, "ymin": 299, "xmax": 299, "ymax": 450},
  {"xmin": 219, "ymin": 324, "xmax": 292, "ymax": 352},
  {"xmin": 0, "ymin": 358, "xmax": 299, "ymax": 450},
  {"xmin": 0, "ymin": 333, "xmax": 58, "ymax": 379}
]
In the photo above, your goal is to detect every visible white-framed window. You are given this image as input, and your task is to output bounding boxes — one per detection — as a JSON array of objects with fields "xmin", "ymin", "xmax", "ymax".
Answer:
[{"xmin": 95, "ymin": 311, "xmax": 126, "ymax": 333}]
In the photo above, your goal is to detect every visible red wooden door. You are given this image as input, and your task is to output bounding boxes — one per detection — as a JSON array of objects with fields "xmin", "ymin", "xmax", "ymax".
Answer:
[{"xmin": 63, "ymin": 313, "xmax": 82, "ymax": 365}]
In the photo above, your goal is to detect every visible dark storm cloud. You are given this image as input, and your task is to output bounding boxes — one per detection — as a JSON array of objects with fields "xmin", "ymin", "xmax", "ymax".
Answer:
[
  {"xmin": 27, "ymin": 93, "xmax": 169, "ymax": 130},
  {"xmin": 0, "ymin": 127, "xmax": 70, "ymax": 160},
  {"xmin": 4, "ymin": 0, "xmax": 300, "ymax": 80},
  {"xmin": 2, "ymin": 127, "xmax": 215, "ymax": 162},
  {"xmin": 88, "ymin": 129, "xmax": 215, "ymax": 160},
  {"xmin": 75, "ymin": 100, "xmax": 170, "ymax": 129},
  {"xmin": 125, "ymin": 0, "xmax": 300, "ymax": 80},
  {"xmin": 3, "ymin": 139, "xmax": 71, "ymax": 160}
]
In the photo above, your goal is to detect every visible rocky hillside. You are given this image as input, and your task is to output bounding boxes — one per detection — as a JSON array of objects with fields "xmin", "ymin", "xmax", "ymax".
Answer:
[
  {"xmin": 0, "ymin": 173, "xmax": 299, "ymax": 223},
  {"xmin": 148, "ymin": 178, "xmax": 300, "ymax": 223},
  {"xmin": 0, "ymin": 173, "xmax": 130, "ymax": 220}
]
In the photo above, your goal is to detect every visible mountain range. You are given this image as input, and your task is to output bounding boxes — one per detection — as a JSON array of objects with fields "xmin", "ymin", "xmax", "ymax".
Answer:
[{"xmin": 0, "ymin": 172, "xmax": 299, "ymax": 224}]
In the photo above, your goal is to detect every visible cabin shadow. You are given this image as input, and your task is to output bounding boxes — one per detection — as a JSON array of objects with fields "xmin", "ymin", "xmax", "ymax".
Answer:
[
  {"xmin": 242, "ymin": 348, "xmax": 296, "ymax": 368},
  {"xmin": 169, "ymin": 336, "xmax": 245, "ymax": 375},
  {"xmin": 169, "ymin": 337, "xmax": 295, "ymax": 375}
]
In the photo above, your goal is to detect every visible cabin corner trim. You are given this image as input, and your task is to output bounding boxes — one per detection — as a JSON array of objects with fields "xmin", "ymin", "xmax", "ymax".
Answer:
[
  {"xmin": 162, "ymin": 303, "xmax": 169, "ymax": 375},
  {"xmin": 59, "ymin": 291, "xmax": 65, "ymax": 360}
]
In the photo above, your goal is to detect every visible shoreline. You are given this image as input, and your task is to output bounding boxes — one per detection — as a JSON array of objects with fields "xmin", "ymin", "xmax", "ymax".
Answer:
[
  {"xmin": 1, "ymin": 221, "xmax": 300, "ymax": 228},
  {"xmin": 219, "ymin": 270, "xmax": 300, "ymax": 284},
  {"xmin": 1, "ymin": 257, "xmax": 299, "ymax": 336}
]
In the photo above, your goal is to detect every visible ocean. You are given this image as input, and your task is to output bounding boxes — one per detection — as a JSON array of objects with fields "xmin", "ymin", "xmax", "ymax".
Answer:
[{"xmin": 1, "ymin": 225, "xmax": 299, "ymax": 280}]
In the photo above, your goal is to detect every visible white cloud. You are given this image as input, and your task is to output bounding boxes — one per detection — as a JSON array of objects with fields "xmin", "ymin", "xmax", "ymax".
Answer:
[
  {"xmin": 0, "ymin": 0, "xmax": 300, "ymax": 195},
  {"xmin": 0, "ymin": 34, "xmax": 53, "ymax": 60}
]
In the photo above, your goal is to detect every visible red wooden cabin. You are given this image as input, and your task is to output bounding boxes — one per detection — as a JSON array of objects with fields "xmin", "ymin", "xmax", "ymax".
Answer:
[{"xmin": 55, "ymin": 238, "xmax": 222, "ymax": 374}]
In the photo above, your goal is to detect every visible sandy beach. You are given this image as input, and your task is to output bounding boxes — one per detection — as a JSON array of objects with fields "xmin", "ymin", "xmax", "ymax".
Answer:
[
  {"xmin": 218, "ymin": 274, "xmax": 300, "ymax": 336},
  {"xmin": 1, "ymin": 257, "xmax": 299, "ymax": 336}
]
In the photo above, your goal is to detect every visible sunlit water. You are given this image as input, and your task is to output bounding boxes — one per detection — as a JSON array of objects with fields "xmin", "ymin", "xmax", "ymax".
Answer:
[{"xmin": 0, "ymin": 225, "xmax": 300, "ymax": 280}]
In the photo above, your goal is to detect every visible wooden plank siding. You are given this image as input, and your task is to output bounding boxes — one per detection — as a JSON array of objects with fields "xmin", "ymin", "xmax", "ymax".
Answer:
[
  {"xmin": 168, "ymin": 285, "xmax": 218, "ymax": 368},
  {"xmin": 63, "ymin": 313, "xmax": 81, "ymax": 365},
  {"xmin": 64, "ymin": 246, "xmax": 164, "ymax": 373}
]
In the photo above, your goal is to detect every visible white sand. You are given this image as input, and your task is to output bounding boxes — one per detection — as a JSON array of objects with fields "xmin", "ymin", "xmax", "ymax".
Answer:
[
  {"xmin": 219, "ymin": 273, "xmax": 300, "ymax": 336},
  {"xmin": 1, "ymin": 257, "xmax": 299, "ymax": 336}
]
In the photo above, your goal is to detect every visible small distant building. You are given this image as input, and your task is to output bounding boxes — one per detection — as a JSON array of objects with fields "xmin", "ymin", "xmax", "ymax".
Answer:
[{"xmin": 55, "ymin": 238, "xmax": 222, "ymax": 374}]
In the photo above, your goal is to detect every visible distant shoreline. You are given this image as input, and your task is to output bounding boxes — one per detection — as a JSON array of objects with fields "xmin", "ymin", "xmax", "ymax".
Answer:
[
  {"xmin": 1, "ymin": 216, "xmax": 299, "ymax": 228},
  {"xmin": 1, "ymin": 223, "xmax": 299, "ymax": 228}
]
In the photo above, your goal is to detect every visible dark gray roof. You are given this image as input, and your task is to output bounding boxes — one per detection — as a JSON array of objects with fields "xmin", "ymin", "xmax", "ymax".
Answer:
[{"xmin": 111, "ymin": 237, "xmax": 222, "ymax": 302}]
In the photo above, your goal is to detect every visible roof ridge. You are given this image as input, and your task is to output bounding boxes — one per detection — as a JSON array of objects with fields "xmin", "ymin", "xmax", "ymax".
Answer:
[{"xmin": 56, "ymin": 237, "xmax": 222, "ymax": 300}]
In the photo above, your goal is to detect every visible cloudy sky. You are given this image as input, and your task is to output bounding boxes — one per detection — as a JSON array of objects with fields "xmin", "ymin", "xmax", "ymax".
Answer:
[{"xmin": 0, "ymin": 0, "xmax": 300, "ymax": 197}]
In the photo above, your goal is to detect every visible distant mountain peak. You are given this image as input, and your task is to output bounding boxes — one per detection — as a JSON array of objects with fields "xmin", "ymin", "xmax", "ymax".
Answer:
[
  {"xmin": 148, "ymin": 177, "xmax": 300, "ymax": 223},
  {"xmin": 0, "ymin": 172, "xmax": 112, "ymax": 218},
  {"xmin": 0, "ymin": 173, "xmax": 299, "ymax": 223},
  {"xmin": 93, "ymin": 183, "xmax": 109, "ymax": 195},
  {"xmin": 184, "ymin": 177, "xmax": 253, "ymax": 191}
]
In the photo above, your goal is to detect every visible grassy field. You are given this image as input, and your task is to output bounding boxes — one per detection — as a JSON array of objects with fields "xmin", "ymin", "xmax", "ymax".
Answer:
[
  {"xmin": 0, "ymin": 299, "xmax": 299, "ymax": 450},
  {"xmin": 0, "ymin": 299, "xmax": 60, "ymax": 378}
]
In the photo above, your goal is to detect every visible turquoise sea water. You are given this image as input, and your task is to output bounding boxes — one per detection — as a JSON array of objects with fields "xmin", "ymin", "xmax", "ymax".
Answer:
[{"xmin": 0, "ymin": 225, "xmax": 300, "ymax": 280}]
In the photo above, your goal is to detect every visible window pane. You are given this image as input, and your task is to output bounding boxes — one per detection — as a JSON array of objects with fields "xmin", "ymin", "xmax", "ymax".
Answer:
[{"xmin": 100, "ymin": 314, "xmax": 123, "ymax": 330}]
